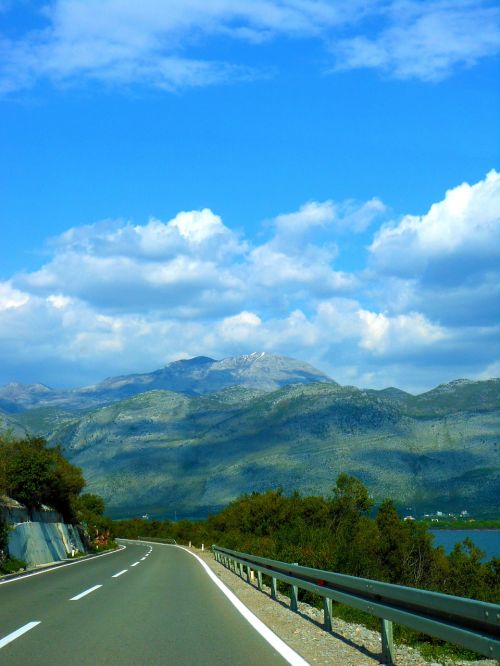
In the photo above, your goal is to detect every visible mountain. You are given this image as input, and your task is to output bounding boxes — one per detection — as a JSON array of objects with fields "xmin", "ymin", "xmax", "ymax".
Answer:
[
  {"xmin": 0, "ymin": 353, "xmax": 335, "ymax": 411},
  {"xmin": 8, "ymin": 377, "xmax": 499, "ymax": 520}
]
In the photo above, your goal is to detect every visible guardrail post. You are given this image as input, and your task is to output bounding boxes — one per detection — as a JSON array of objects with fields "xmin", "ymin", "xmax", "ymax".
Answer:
[
  {"xmin": 271, "ymin": 576, "xmax": 277, "ymax": 600},
  {"xmin": 381, "ymin": 618, "xmax": 395, "ymax": 665},
  {"xmin": 323, "ymin": 597, "xmax": 333, "ymax": 631},
  {"xmin": 246, "ymin": 566, "xmax": 251, "ymax": 583},
  {"xmin": 290, "ymin": 585, "xmax": 298, "ymax": 612},
  {"xmin": 257, "ymin": 571, "xmax": 263, "ymax": 591}
]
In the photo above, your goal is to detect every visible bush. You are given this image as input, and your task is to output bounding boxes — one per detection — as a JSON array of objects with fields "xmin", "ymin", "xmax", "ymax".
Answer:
[{"xmin": 0, "ymin": 556, "xmax": 26, "ymax": 575}]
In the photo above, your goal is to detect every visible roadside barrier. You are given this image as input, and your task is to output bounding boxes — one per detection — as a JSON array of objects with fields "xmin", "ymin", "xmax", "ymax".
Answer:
[
  {"xmin": 137, "ymin": 536, "xmax": 177, "ymax": 544},
  {"xmin": 212, "ymin": 545, "xmax": 500, "ymax": 664}
]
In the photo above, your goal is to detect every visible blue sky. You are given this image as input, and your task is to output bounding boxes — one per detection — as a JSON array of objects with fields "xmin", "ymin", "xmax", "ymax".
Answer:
[{"xmin": 0, "ymin": 0, "xmax": 499, "ymax": 392}]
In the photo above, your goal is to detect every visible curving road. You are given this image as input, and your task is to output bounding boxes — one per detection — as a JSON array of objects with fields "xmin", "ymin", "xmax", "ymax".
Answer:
[{"xmin": 0, "ymin": 540, "xmax": 306, "ymax": 665}]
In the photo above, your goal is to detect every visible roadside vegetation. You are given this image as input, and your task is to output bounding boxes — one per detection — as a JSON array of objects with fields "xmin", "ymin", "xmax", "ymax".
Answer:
[
  {"xmin": 113, "ymin": 474, "xmax": 499, "ymax": 662},
  {"xmin": 0, "ymin": 432, "xmax": 113, "ymax": 570}
]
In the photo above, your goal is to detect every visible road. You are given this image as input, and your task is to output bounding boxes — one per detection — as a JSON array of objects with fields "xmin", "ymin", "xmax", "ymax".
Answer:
[{"xmin": 0, "ymin": 540, "xmax": 306, "ymax": 665}]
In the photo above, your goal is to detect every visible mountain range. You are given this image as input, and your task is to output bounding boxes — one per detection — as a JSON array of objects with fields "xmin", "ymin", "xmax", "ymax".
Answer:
[
  {"xmin": 0, "ymin": 354, "xmax": 498, "ymax": 519},
  {"xmin": 0, "ymin": 352, "xmax": 333, "ymax": 411}
]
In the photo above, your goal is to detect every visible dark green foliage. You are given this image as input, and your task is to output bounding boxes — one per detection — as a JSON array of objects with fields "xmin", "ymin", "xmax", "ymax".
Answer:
[
  {"xmin": 75, "ymin": 493, "xmax": 105, "ymax": 517},
  {"xmin": 73, "ymin": 492, "xmax": 113, "ymax": 550},
  {"xmin": 0, "ymin": 435, "xmax": 85, "ymax": 520},
  {"xmin": 113, "ymin": 474, "xmax": 499, "ymax": 608},
  {"xmin": 0, "ymin": 556, "xmax": 26, "ymax": 575},
  {"xmin": 0, "ymin": 435, "xmax": 112, "ymax": 531}
]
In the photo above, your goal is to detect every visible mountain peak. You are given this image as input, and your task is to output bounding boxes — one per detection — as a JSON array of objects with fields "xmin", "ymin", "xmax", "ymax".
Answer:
[{"xmin": 166, "ymin": 356, "xmax": 216, "ymax": 368}]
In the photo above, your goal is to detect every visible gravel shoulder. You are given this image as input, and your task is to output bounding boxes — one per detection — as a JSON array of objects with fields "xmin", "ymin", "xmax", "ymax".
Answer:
[{"xmin": 193, "ymin": 547, "xmax": 497, "ymax": 666}]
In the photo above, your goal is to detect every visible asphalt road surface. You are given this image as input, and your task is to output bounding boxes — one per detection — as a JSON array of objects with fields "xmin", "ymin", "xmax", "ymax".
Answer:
[{"xmin": 0, "ymin": 541, "xmax": 305, "ymax": 665}]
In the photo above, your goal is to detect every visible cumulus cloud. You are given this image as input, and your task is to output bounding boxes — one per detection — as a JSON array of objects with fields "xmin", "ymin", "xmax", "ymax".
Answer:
[
  {"xmin": 368, "ymin": 170, "xmax": 500, "ymax": 328},
  {"xmin": 370, "ymin": 170, "xmax": 500, "ymax": 276},
  {"xmin": 1, "ymin": 173, "xmax": 499, "ymax": 391},
  {"xmin": 18, "ymin": 210, "xmax": 247, "ymax": 314},
  {"xmin": 0, "ymin": 0, "xmax": 498, "ymax": 93},
  {"xmin": 358, "ymin": 310, "xmax": 446, "ymax": 353}
]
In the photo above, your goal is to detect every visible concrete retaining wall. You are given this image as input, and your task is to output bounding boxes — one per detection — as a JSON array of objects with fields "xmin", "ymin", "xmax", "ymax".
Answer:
[
  {"xmin": 7, "ymin": 521, "xmax": 85, "ymax": 567},
  {"xmin": 1, "ymin": 496, "xmax": 86, "ymax": 567}
]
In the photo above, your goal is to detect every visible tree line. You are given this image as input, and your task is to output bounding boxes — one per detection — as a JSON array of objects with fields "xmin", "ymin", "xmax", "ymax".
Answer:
[{"xmin": 113, "ymin": 474, "xmax": 499, "ymax": 604}]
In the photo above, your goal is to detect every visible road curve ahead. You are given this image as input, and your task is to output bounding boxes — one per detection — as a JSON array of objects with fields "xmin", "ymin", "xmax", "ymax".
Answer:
[{"xmin": 0, "ymin": 540, "xmax": 307, "ymax": 665}]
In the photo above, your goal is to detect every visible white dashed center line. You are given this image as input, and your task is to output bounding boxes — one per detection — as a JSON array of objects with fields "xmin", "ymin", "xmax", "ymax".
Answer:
[
  {"xmin": 130, "ymin": 561, "xmax": 140, "ymax": 567},
  {"xmin": 112, "ymin": 569, "xmax": 128, "ymax": 578},
  {"xmin": 0, "ymin": 622, "xmax": 41, "ymax": 649},
  {"xmin": 70, "ymin": 584, "xmax": 102, "ymax": 601}
]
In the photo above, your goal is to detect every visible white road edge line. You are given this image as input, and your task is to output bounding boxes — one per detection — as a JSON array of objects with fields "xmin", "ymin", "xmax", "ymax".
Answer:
[
  {"xmin": 70, "ymin": 584, "xmax": 102, "ymax": 601},
  {"xmin": 112, "ymin": 570, "xmax": 128, "ymax": 578},
  {"xmin": 120, "ymin": 539, "xmax": 309, "ymax": 666},
  {"xmin": 0, "ymin": 545, "xmax": 126, "ymax": 586},
  {"xmin": 0, "ymin": 622, "xmax": 41, "ymax": 649},
  {"xmin": 130, "ymin": 561, "xmax": 140, "ymax": 567}
]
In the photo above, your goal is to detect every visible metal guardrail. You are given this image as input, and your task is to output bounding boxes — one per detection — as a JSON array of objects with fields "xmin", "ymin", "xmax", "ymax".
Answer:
[
  {"xmin": 213, "ymin": 545, "xmax": 500, "ymax": 664},
  {"xmin": 137, "ymin": 536, "xmax": 177, "ymax": 545}
]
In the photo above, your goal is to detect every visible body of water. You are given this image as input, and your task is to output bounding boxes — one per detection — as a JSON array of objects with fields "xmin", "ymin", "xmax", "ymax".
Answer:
[{"xmin": 430, "ymin": 529, "xmax": 500, "ymax": 561}]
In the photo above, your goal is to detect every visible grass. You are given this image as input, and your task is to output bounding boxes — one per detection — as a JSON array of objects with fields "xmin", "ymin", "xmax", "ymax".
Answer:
[{"xmin": 0, "ymin": 556, "xmax": 26, "ymax": 575}]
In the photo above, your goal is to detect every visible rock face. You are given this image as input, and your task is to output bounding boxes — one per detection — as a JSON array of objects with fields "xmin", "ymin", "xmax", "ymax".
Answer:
[
  {"xmin": 1, "ymin": 497, "xmax": 85, "ymax": 567},
  {"xmin": 0, "ymin": 353, "xmax": 335, "ymax": 411},
  {"xmin": 7, "ymin": 377, "xmax": 499, "ymax": 520}
]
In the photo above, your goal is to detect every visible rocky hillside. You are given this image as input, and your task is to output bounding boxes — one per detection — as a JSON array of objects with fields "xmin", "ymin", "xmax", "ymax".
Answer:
[{"xmin": 7, "ymin": 378, "xmax": 499, "ymax": 520}]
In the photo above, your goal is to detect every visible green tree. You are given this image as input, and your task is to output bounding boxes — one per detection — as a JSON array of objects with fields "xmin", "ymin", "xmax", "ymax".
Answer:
[
  {"xmin": 376, "ymin": 499, "xmax": 409, "ymax": 582},
  {"xmin": 1, "ymin": 436, "xmax": 84, "ymax": 521},
  {"xmin": 445, "ymin": 538, "xmax": 488, "ymax": 599},
  {"xmin": 75, "ymin": 493, "xmax": 105, "ymax": 517},
  {"xmin": 328, "ymin": 474, "xmax": 376, "ymax": 575},
  {"xmin": 329, "ymin": 473, "xmax": 373, "ymax": 530}
]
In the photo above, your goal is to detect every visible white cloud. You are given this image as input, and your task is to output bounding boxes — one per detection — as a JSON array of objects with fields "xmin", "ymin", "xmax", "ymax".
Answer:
[
  {"xmin": 366, "ymin": 170, "xmax": 500, "ymax": 333},
  {"xmin": 370, "ymin": 170, "xmax": 500, "ymax": 278},
  {"xmin": 0, "ymin": 282, "xmax": 30, "ymax": 311},
  {"xmin": 336, "ymin": 197, "xmax": 387, "ymax": 233},
  {"xmin": 18, "ymin": 210, "xmax": 247, "ymax": 315},
  {"xmin": 46, "ymin": 293, "xmax": 73, "ymax": 309},
  {"xmin": 273, "ymin": 201, "xmax": 336, "ymax": 236},
  {"xmin": 169, "ymin": 209, "xmax": 228, "ymax": 244},
  {"xmin": 333, "ymin": 1, "xmax": 500, "ymax": 81},
  {"xmin": 1, "ymin": 1, "xmax": 498, "ymax": 93},
  {"xmin": 272, "ymin": 198, "xmax": 387, "ymax": 238},
  {"xmin": 0, "ymin": 174, "xmax": 499, "ymax": 391},
  {"xmin": 249, "ymin": 244, "xmax": 356, "ymax": 293},
  {"xmin": 358, "ymin": 310, "xmax": 446, "ymax": 353}
]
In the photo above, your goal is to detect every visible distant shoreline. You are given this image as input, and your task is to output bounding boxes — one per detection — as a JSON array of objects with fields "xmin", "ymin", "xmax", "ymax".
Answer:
[{"xmin": 429, "ymin": 526, "xmax": 500, "ymax": 531}]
